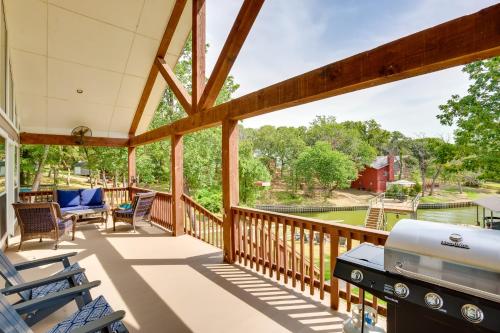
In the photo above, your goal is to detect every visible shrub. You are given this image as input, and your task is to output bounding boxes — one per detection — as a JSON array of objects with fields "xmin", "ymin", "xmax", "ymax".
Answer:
[{"xmin": 193, "ymin": 188, "xmax": 222, "ymax": 214}]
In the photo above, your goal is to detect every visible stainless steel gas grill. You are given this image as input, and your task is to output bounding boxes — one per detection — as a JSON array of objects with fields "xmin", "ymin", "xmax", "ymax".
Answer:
[{"xmin": 334, "ymin": 219, "xmax": 500, "ymax": 333}]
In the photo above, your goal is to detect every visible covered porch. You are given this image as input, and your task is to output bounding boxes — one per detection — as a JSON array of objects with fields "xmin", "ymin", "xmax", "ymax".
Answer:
[{"xmin": 1, "ymin": 0, "xmax": 499, "ymax": 332}]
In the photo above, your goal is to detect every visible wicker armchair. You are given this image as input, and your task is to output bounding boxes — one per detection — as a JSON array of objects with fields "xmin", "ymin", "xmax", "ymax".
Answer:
[
  {"xmin": 13, "ymin": 202, "xmax": 76, "ymax": 250},
  {"xmin": 112, "ymin": 192, "xmax": 156, "ymax": 232}
]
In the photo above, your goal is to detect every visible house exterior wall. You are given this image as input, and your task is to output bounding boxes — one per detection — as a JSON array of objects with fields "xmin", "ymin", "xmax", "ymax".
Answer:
[
  {"xmin": 0, "ymin": 1, "xmax": 20, "ymax": 248},
  {"xmin": 351, "ymin": 158, "xmax": 394, "ymax": 193}
]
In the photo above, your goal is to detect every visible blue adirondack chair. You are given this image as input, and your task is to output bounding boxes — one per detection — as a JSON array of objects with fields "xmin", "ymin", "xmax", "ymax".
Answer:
[
  {"xmin": 0, "ymin": 282, "xmax": 128, "ymax": 333},
  {"xmin": 0, "ymin": 250, "xmax": 90, "ymax": 326}
]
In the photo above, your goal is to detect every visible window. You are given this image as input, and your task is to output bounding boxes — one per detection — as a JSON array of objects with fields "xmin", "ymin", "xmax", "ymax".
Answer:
[
  {"xmin": 14, "ymin": 145, "xmax": 18, "ymax": 188},
  {"xmin": 0, "ymin": 3, "xmax": 5, "ymax": 113},
  {"xmin": 7, "ymin": 64, "xmax": 13, "ymax": 121},
  {"xmin": 0, "ymin": 137, "xmax": 5, "ymax": 194}
]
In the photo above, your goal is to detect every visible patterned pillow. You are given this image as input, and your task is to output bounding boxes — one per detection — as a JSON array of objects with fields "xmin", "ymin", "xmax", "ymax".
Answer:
[{"xmin": 47, "ymin": 296, "xmax": 126, "ymax": 333}]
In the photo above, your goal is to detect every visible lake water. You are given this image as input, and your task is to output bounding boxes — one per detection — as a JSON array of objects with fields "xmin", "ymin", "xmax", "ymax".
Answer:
[{"xmin": 295, "ymin": 206, "xmax": 484, "ymax": 231}]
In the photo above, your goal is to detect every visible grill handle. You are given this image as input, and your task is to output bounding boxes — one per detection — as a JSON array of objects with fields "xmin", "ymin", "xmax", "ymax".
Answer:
[{"xmin": 394, "ymin": 264, "xmax": 500, "ymax": 303}]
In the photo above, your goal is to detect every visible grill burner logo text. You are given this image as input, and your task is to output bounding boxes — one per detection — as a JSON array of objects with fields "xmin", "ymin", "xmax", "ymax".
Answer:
[{"xmin": 441, "ymin": 233, "xmax": 470, "ymax": 249}]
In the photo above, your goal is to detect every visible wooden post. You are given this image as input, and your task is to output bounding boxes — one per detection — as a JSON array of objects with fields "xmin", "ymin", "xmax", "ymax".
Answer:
[
  {"xmin": 222, "ymin": 119, "xmax": 239, "ymax": 263},
  {"xmin": 192, "ymin": 0, "xmax": 206, "ymax": 111},
  {"xmin": 171, "ymin": 134, "xmax": 184, "ymax": 236},
  {"xmin": 127, "ymin": 147, "xmax": 136, "ymax": 186},
  {"xmin": 127, "ymin": 146, "xmax": 136, "ymax": 206}
]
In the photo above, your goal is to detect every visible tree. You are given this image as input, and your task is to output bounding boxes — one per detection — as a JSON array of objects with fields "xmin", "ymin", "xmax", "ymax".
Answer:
[
  {"xmin": 385, "ymin": 131, "xmax": 409, "ymax": 180},
  {"xmin": 306, "ymin": 116, "xmax": 377, "ymax": 171},
  {"xmin": 296, "ymin": 142, "xmax": 357, "ymax": 197},
  {"xmin": 427, "ymin": 140, "xmax": 455, "ymax": 195},
  {"xmin": 30, "ymin": 145, "xmax": 49, "ymax": 191},
  {"xmin": 438, "ymin": 57, "xmax": 500, "ymax": 179},
  {"xmin": 239, "ymin": 141, "xmax": 271, "ymax": 204},
  {"xmin": 408, "ymin": 137, "xmax": 452, "ymax": 196}
]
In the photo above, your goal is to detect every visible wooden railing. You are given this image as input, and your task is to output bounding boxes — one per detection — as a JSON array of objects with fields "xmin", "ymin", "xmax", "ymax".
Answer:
[
  {"xmin": 129, "ymin": 187, "xmax": 173, "ymax": 230},
  {"xmin": 182, "ymin": 194, "xmax": 223, "ymax": 249},
  {"xmin": 231, "ymin": 206, "xmax": 389, "ymax": 315},
  {"xmin": 103, "ymin": 187, "xmax": 130, "ymax": 207},
  {"xmin": 18, "ymin": 188, "xmax": 390, "ymax": 315},
  {"xmin": 19, "ymin": 187, "xmax": 173, "ymax": 231},
  {"xmin": 19, "ymin": 190, "xmax": 54, "ymax": 203}
]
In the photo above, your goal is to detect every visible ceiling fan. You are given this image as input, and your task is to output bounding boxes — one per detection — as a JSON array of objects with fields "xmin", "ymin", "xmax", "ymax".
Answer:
[{"xmin": 71, "ymin": 126, "xmax": 92, "ymax": 145}]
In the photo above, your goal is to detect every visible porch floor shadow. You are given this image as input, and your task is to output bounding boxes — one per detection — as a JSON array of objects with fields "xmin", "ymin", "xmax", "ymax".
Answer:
[{"xmin": 5, "ymin": 221, "xmax": 354, "ymax": 333}]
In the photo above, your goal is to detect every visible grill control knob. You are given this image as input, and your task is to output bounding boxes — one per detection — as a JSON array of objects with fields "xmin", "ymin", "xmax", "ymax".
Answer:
[
  {"xmin": 350, "ymin": 270, "xmax": 363, "ymax": 283},
  {"xmin": 424, "ymin": 292, "xmax": 443, "ymax": 309},
  {"xmin": 461, "ymin": 304, "xmax": 484, "ymax": 324},
  {"xmin": 394, "ymin": 283, "xmax": 410, "ymax": 298}
]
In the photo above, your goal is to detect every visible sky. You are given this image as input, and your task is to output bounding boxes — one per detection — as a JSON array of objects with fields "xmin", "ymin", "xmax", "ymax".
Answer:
[{"xmin": 204, "ymin": 0, "xmax": 497, "ymax": 139}]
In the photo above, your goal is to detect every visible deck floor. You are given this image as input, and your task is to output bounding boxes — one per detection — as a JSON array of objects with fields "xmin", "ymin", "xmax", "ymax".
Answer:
[{"xmin": 5, "ymin": 220, "xmax": 353, "ymax": 332}]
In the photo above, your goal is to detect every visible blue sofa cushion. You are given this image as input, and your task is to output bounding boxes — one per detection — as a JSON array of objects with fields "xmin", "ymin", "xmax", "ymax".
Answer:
[
  {"xmin": 60, "ymin": 205, "xmax": 107, "ymax": 213},
  {"xmin": 80, "ymin": 188, "xmax": 103, "ymax": 206},
  {"xmin": 57, "ymin": 190, "xmax": 80, "ymax": 208}
]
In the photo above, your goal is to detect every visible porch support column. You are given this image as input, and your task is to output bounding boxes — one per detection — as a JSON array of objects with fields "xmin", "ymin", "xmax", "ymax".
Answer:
[
  {"xmin": 171, "ymin": 134, "xmax": 184, "ymax": 236},
  {"xmin": 127, "ymin": 146, "xmax": 136, "ymax": 187},
  {"xmin": 222, "ymin": 119, "xmax": 239, "ymax": 263}
]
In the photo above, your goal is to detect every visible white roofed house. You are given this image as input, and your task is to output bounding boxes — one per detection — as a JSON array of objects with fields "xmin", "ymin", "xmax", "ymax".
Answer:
[{"xmin": 0, "ymin": 1, "xmax": 497, "ymax": 332}]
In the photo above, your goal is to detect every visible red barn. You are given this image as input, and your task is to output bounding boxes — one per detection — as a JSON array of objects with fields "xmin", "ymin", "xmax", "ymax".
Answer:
[{"xmin": 351, "ymin": 155, "xmax": 397, "ymax": 193}]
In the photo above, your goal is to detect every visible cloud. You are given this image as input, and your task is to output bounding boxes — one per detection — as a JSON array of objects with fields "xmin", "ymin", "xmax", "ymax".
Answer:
[{"xmin": 205, "ymin": 0, "xmax": 496, "ymax": 138}]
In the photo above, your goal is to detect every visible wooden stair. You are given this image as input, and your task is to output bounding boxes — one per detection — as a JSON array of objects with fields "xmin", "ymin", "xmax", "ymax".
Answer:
[{"xmin": 365, "ymin": 207, "xmax": 382, "ymax": 229}]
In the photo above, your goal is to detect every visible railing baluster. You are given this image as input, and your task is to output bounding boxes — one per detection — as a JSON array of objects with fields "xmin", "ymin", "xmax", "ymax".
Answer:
[
  {"xmin": 291, "ymin": 220, "xmax": 296, "ymax": 287},
  {"xmin": 255, "ymin": 213, "xmax": 260, "ymax": 271},
  {"xmin": 319, "ymin": 229, "xmax": 325, "ymax": 300},
  {"xmin": 249, "ymin": 213, "xmax": 254, "ymax": 269},
  {"xmin": 300, "ymin": 223, "xmax": 305, "ymax": 291},
  {"xmin": 282, "ymin": 218, "xmax": 288, "ymax": 284},
  {"xmin": 309, "ymin": 223, "xmax": 314, "ymax": 295},
  {"xmin": 275, "ymin": 216, "xmax": 280, "ymax": 281},
  {"xmin": 261, "ymin": 214, "xmax": 267, "ymax": 275},
  {"xmin": 346, "ymin": 233, "xmax": 353, "ymax": 311},
  {"xmin": 268, "ymin": 215, "xmax": 273, "ymax": 278},
  {"xmin": 330, "ymin": 230, "xmax": 339, "ymax": 310}
]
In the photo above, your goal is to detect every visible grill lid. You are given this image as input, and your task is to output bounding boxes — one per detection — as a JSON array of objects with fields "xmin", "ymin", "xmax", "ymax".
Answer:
[{"xmin": 384, "ymin": 219, "xmax": 500, "ymax": 302}]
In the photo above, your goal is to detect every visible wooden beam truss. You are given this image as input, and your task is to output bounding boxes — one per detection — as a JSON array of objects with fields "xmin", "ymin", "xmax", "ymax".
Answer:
[
  {"xmin": 20, "ymin": 133, "xmax": 129, "ymax": 147},
  {"xmin": 129, "ymin": 0, "xmax": 188, "ymax": 135},
  {"xmin": 192, "ymin": 0, "xmax": 206, "ymax": 112},
  {"xmin": 155, "ymin": 57, "xmax": 193, "ymax": 114},
  {"xmin": 130, "ymin": 4, "xmax": 500, "ymax": 147},
  {"xmin": 197, "ymin": 0, "xmax": 264, "ymax": 111}
]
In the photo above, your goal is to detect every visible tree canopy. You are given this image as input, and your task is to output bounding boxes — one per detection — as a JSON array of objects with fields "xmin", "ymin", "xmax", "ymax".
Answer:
[{"xmin": 438, "ymin": 57, "xmax": 499, "ymax": 179}]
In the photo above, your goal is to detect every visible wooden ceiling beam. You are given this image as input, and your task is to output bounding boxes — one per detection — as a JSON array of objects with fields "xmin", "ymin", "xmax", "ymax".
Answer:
[
  {"xmin": 197, "ymin": 0, "xmax": 264, "ymax": 111},
  {"xmin": 130, "ymin": 4, "xmax": 500, "ymax": 147},
  {"xmin": 155, "ymin": 57, "xmax": 193, "ymax": 114},
  {"xmin": 20, "ymin": 133, "xmax": 129, "ymax": 147},
  {"xmin": 192, "ymin": 0, "xmax": 206, "ymax": 112},
  {"xmin": 128, "ymin": 0, "xmax": 188, "ymax": 135}
]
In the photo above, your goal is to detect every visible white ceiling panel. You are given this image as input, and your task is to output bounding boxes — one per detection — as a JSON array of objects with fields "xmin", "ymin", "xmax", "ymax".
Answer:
[
  {"xmin": 17, "ymin": 93, "xmax": 47, "ymax": 129},
  {"xmin": 137, "ymin": 0, "xmax": 174, "ymax": 40},
  {"xmin": 6, "ymin": 0, "xmax": 191, "ymax": 138},
  {"xmin": 166, "ymin": 0, "xmax": 192, "ymax": 58},
  {"xmin": 47, "ymin": 98, "xmax": 114, "ymax": 135},
  {"xmin": 116, "ymin": 75, "xmax": 146, "ymax": 109},
  {"xmin": 125, "ymin": 35, "xmax": 158, "ymax": 78},
  {"xmin": 48, "ymin": 58, "xmax": 122, "ymax": 105},
  {"xmin": 47, "ymin": 0, "xmax": 144, "ymax": 32},
  {"xmin": 108, "ymin": 107, "xmax": 135, "ymax": 135},
  {"xmin": 10, "ymin": 50, "xmax": 47, "ymax": 96},
  {"xmin": 136, "ymin": 74, "xmax": 165, "ymax": 133},
  {"xmin": 4, "ymin": 0, "xmax": 47, "ymax": 55},
  {"xmin": 48, "ymin": 5, "xmax": 134, "ymax": 72}
]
